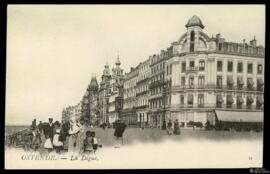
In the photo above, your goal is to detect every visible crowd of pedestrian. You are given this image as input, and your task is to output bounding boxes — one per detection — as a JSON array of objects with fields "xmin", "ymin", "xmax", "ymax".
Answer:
[
  {"xmin": 6, "ymin": 117, "xmax": 103, "ymax": 154},
  {"xmin": 6, "ymin": 116, "xmax": 182, "ymax": 154},
  {"xmin": 6, "ymin": 117, "xmax": 130, "ymax": 154}
]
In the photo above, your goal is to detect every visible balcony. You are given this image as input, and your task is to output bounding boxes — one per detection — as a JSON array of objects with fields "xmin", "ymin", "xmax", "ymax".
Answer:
[
  {"xmin": 136, "ymin": 91, "xmax": 148, "ymax": 97},
  {"xmin": 148, "ymin": 93, "xmax": 164, "ymax": 100},
  {"xmin": 164, "ymin": 84, "xmax": 264, "ymax": 93},
  {"xmin": 149, "ymin": 80, "xmax": 166, "ymax": 89},
  {"xmin": 186, "ymin": 67, "xmax": 199, "ymax": 74},
  {"xmin": 135, "ymin": 105, "xmax": 148, "ymax": 109},
  {"xmin": 167, "ymin": 103, "xmax": 263, "ymax": 111},
  {"xmin": 136, "ymin": 78, "xmax": 149, "ymax": 85}
]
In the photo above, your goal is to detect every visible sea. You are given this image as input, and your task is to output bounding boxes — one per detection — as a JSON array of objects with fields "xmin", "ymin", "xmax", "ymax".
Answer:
[{"xmin": 5, "ymin": 125, "xmax": 30, "ymax": 135}]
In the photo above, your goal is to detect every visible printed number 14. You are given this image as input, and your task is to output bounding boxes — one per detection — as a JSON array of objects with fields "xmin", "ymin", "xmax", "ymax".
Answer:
[{"xmin": 249, "ymin": 156, "xmax": 253, "ymax": 160}]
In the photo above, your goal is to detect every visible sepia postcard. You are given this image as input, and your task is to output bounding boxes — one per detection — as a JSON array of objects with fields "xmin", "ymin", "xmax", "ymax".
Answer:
[{"xmin": 5, "ymin": 5, "xmax": 265, "ymax": 169}]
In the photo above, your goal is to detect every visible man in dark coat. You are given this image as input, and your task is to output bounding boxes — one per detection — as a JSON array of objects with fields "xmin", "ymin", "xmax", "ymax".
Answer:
[
  {"xmin": 114, "ymin": 119, "xmax": 126, "ymax": 147},
  {"xmin": 173, "ymin": 119, "xmax": 181, "ymax": 135},
  {"xmin": 31, "ymin": 119, "xmax": 37, "ymax": 130},
  {"xmin": 43, "ymin": 118, "xmax": 54, "ymax": 141},
  {"xmin": 38, "ymin": 121, "xmax": 43, "ymax": 133}
]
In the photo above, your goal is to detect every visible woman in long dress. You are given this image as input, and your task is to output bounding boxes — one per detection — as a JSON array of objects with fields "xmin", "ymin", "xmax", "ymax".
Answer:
[
  {"xmin": 68, "ymin": 117, "xmax": 81, "ymax": 154},
  {"xmin": 76, "ymin": 118, "xmax": 87, "ymax": 154},
  {"xmin": 173, "ymin": 119, "xmax": 181, "ymax": 135}
]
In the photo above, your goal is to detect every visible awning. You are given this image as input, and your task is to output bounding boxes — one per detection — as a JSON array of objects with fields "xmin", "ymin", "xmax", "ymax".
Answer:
[
  {"xmin": 247, "ymin": 96, "xmax": 254, "ymax": 103},
  {"xmin": 215, "ymin": 110, "xmax": 263, "ymax": 123},
  {"xmin": 257, "ymin": 96, "xmax": 264, "ymax": 105},
  {"xmin": 237, "ymin": 77, "xmax": 244, "ymax": 86},
  {"xmin": 216, "ymin": 94, "xmax": 224, "ymax": 103},
  {"xmin": 226, "ymin": 95, "xmax": 234, "ymax": 104},
  {"xmin": 237, "ymin": 96, "xmax": 244, "ymax": 104},
  {"xmin": 247, "ymin": 78, "xmax": 254, "ymax": 86},
  {"xmin": 227, "ymin": 76, "xmax": 234, "ymax": 85},
  {"xmin": 257, "ymin": 79, "xmax": 264, "ymax": 87}
]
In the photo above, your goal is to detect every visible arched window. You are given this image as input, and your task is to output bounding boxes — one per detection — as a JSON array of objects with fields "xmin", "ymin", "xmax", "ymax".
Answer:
[
  {"xmin": 190, "ymin": 31, "xmax": 195, "ymax": 52},
  {"xmin": 190, "ymin": 31, "xmax": 195, "ymax": 41}
]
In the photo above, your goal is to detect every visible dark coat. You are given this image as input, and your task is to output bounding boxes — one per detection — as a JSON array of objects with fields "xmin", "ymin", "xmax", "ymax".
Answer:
[
  {"xmin": 43, "ymin": 122, "xmax": 54, "ymax": 139},
  {"xmin": 167, "ymin": 121, "xmax": 173, "ymax": 128},
  {"xmin": 114, "ymin": 122, "xmax": 126, "ymax": 138},
  {"xmin": 59, "ymin": 122, "xmax": 70, "ymax": 142},
  {"xmin": 173, "ymin": 121, "xmax": 181, "ymax": 135}
]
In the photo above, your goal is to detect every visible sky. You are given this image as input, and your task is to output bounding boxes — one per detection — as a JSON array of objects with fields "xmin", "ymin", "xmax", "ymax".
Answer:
[{"xmin": 6, "ymin": 5, "xmax": 265, "ymax": 125}]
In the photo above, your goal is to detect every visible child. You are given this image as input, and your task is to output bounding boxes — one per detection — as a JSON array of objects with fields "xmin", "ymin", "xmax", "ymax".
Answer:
[
  {"xmin": 83, "ymin": 131, "xmax": 93, "ymax": 153},
  {"xmin": 53, "ymin": 129, "xmax": 63, "ymax": 153},
  {"xmin": 91, "ymin": 131, "xmax": 98, "ymax": 152}
]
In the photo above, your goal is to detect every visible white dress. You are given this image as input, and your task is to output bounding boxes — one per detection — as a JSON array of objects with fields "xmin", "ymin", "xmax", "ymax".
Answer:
[
  {"xmin": 44, "ymin": 138, "xmax": 53, "ymax": 149},
  {"xmin": 53, "ymin": 133, "xmax": 63, "ymax": 147}
]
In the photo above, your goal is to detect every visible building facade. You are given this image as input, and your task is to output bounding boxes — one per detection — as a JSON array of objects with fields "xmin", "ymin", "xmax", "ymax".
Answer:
[
  {"xmin": 123, "ymin": 66, "xmax": 139, "ymax": 125},
  {"xmin": 98, "ymin": 63, "xmax": 111, "ymax": 124},
  {"xmin": 88, "ymin": 76, "xmax": 99, "ymax": 125},
  {"xmin": 63, "ymin": 15, "xmax": 264, "ymax": 130},
  {"xmin": 107, "ymin": 56, "xmax": 125, "ymax": 124},
  {"xmin": 163, "ymin": 15, "xmax": 264, "ymax": 128},
  {"xmin": 148, "ymin": 49, "xmax": 173, "ymax": 129},
  {"xmin": 81, "ymin": 90, "xmax": 90, "ymax": 122},
  {"xmin": 62, "ymin": 102, "xmax": 82, "ymax": 123},
  {"xmin": 135, "ymin": 58, "xmax": 151, "ymax": 127}
]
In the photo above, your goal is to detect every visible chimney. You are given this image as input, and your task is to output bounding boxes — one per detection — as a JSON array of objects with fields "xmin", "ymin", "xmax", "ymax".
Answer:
[{"xmin": 250, "ymin": 36, "xmax": 257, "ymax": 47}]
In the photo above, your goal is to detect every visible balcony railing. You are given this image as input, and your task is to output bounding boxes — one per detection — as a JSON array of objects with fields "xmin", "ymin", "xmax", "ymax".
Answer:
[
  {"xmin": 186, "ymin": 67, "xmax": 199, "ymax": 74},
  {"xmin": 148, "ymin": 93, "xmax": 164, "ymax": 100},
  {"xmin": 136, "ymin": 78, "xmax": 149, "ymax": 85},
  {"xmin": 164, "ymin": 85, "xmax": 264, "ymax": 93},
  {"xmin": 134, "ymin": 105, "xmax": 148, "ymax": 109},
  {"xmin": 136, "ymin": 91, "xmax": 148, "ymax": 97},
  {"xmin": 149, "ymin": 80, "xmax": 166, "ymax": 89},
  {"xmin": 167, "ymin": 103, "xmax": 263, "ymax": 110}
]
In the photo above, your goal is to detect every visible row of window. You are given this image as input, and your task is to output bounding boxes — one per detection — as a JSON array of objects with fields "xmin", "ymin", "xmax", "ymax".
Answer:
[
  {"xmin": 137, "ymin": 98, "xmax": 148, "ymax": 107},
  {"xmin": 176, "ymin": 60, "xmax": 263, "ymax": 75},
  {"xmin": 217, "ymin": 61, "xmax": 263, "ymax": 74},
  {"xmin": 137, "ymin": 73, "xmax": 151, "ymax": 82},
  {"xmin": 149, "ymin": 98, "xmax": 164, "ymax": 109},
  {"xmin": 136, "ymin": 84, "xmax": 148, "ymax": 94},
  {"xmin": 151, "ymin": 62, "xmax": 165, "ymax": 74},
  {"xmin": 151, "ymin": 74, "xmax": 164, "ymax": 83},
  {"xmin": 180, "ymin": 76, "xmax": 205, "ymax": 88},
  {"xmin": 217, "ymin": 76, "xmax": 263, "ymax": 89},
  {"xmin": 150, "ymin": 86, "xmax": 163, "ymax": 96},
  {"xmin": 217, "ymin": 42, "xmax": 264, "ymax": 56},
  {"xmin": 180, "ymin": 60, "xmax": 205, "ymax": 73},
  {"xmin": 165, "ymin": 75, "xmax": 263, "ymax": 89},
  {"xmin": 163, "ymin": 94, "xmax": 263, "ymax": 109}
]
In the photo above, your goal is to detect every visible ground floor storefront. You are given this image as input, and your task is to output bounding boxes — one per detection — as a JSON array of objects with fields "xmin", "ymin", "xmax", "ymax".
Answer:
[
  {"xmin": 164, "ymin": 110, "xmax": 216, "ymax": 128},
  {"xmin": 163, "ymin": 109, "xmax": 263, "ymax": 130},
  {"xmin": 214, "ymin": 110, "xmax": 263, "ymax": 131},
  {"xmin": 136, "ymin": 108, "xmax": 149, "ymax": 127},
  {"xmin": 148, "ymin": 109, "xmax": 166, "ymax": 129}
]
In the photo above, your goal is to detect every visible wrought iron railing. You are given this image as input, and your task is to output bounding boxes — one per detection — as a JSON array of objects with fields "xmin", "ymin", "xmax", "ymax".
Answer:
[
  {"xmin": 166, "ymin": 103, "xmax": 263, "ymax": 110},
  {"xmin": 164, "ymin": 85, "xmax": 264, "ymax": 92}
]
